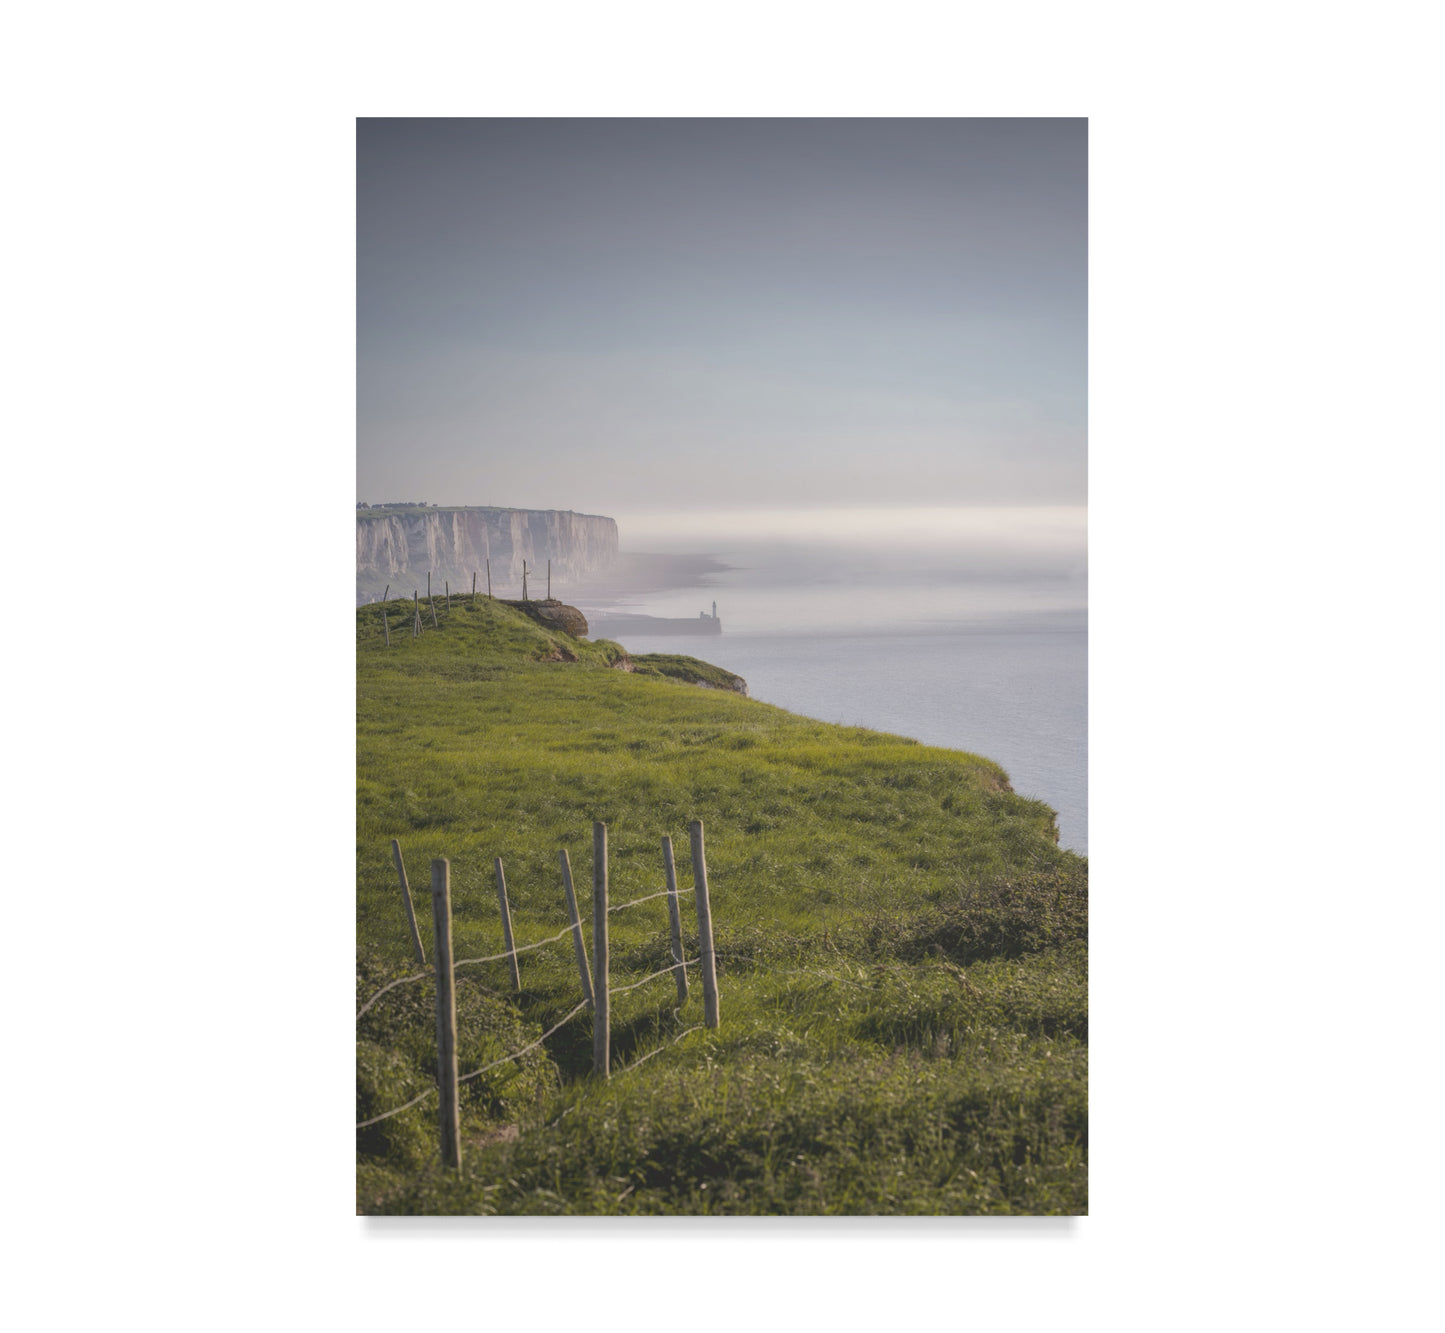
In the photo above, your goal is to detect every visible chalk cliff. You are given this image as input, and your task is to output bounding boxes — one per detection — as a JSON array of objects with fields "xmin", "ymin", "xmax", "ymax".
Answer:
[{"xmin": 356, "ymin": 507, "xmax": 618, "ymax": 603}]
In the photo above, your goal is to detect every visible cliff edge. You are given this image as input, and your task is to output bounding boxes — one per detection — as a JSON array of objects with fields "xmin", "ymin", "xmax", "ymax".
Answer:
[{"xmin": 501, "ymin": 598, "xmax": 590, "ymax": 638}]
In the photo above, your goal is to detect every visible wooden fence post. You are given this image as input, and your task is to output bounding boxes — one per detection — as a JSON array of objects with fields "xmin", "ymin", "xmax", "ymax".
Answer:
[
  {"xmin": 430, "ymin": 857, "xmax": 461, "ymax": 1170},
  {"xmin": 383, "ymin": 584, "xmax": 389, "ymax": 602},
  {"xmin": 493, "ymin": 857, "xmax": 522, "ymax": 992},
  {"xmin": 430, "ymin": 595, "xmax": 439, "ymax": 629},
  {"xmin": 523, "ymin": 560, "xmax": 529, "ymax": 601},
  {"xmin": 592, "ymin": 822, "xmax": 609, "ymax": 1077},
  {"xmin": 382, "ymin": 609, "xmax": 391, "ymax": 648},
  {"xmin": 689, "ymin": 820, "xmax": 719, "ymax": 1029},
  {"xmin": 547, "ymin": 559, "xmax": 551, "ymax": 600},
  {"xmin": 486, "ymin": 559, "xmax": 491, "ymax": 597},
  {"xmin": 445, "ymin": 580, "xmax": 450, "ymax": 614},
  {"xmin": 427, "ymin": 571, "xmax": 431, "ymax": 599},
  {"xmin": 413, "ymin": 591, "xmax": 421, "ymax": 637},
  {"xmin": 662, "ymin": 835, "xmax": 689, "ymax": 1005},
  {"xmin": 558, "ymin": 849, "xmax": 594, "ymax": 1006},
  {"xmin": 472, "ymin": 571, "xmax": 477, "ymax": 607},
  {"xmin": 391, "ymin": 839, "xmax": 426, "ymax": 965}
]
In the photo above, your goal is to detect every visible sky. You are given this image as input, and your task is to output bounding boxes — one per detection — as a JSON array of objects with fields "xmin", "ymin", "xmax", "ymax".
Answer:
[{"xmin": 357, "ymin": 118, "xmax": 1086, "ymax": 540}]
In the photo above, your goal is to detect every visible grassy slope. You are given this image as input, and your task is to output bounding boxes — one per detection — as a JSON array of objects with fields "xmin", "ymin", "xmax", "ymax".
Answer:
[
  {"xmin": 356, "ymin": 596, "xmax": 1087, "ymax": 1214},
  {"xmin": 628, "ymin": 652, "xmax": 748, "ymax": 693}
]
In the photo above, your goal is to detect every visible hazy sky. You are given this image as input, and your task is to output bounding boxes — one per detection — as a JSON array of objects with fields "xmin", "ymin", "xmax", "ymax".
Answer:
[{"xmin": 357, "ymin": 118, "xmax": 1086, "ymax": 527}]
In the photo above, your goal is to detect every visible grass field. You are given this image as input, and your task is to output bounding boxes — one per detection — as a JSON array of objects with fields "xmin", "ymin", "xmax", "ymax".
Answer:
[{"xmin": 356, "ymin": 594, "xmax": 1087, "ymax": 1214}]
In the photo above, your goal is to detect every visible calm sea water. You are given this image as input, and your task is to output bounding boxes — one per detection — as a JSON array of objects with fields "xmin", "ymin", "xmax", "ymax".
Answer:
[{"xmin": 586, "ymin": 536, "xmax": 1088, "ymax": 854}]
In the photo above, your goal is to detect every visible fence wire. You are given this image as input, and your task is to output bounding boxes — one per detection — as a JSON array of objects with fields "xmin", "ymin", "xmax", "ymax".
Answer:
[
  {"xmin": 610, "ymin": 957, "xmax": 700, "ymax": 997},
  {"xmin": 358, "ymin": 884, "xmax": 694, "ymax": 1020},
  {"xmin": 356, "ymin": 968, "xmax": 434, "ymax": 1021},
  {"xmin": 608, "ymin": 885, "xmax": 694, "ymax": 913},
  {"xmin": 357, "ymin": 999, "xmax": 591, "ymax": 1130},
  {"xmin": 356, "ymin": 1086, "xmax": 436, "ymax": 1130},
  {"xmin": 454, "ymin": 924, "xmax": 576, "ymax": 971},
  {"xmin": 360, "ymin": 852, "xmax": 713, "ymax": 1131},
  {"xmin": 457, "ymin": 999, "xmax": 590, "ymax": 1086},
  {"xmin": 616, "ymin": 1024, "xmax": 706, "ymax": 1076}
]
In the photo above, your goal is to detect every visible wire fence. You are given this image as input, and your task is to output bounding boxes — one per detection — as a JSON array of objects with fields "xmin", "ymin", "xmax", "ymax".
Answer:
[
  {"xmin": 611, "ymin": 958, "xmax": 700, "ymax": 997},
  {"xmin": 356, "ymin": 968, "xmax": 435, "ymax": 1021},
  {"xmin": 358, "ymin": 821, "xmax": 721, "ymax": 1161},
  {"xmin": 356, "ymin": 910, "xmax": 692, "ymax": 1021},
  {"xmin": 356, "ymin": 998, "xmax": 597, "ymax": 1130},
  {"xmin": 616, "ymin": 1024, "xmax": 706, "ymax": 1076},
  {"xmin": 609, "ymin": 885, "xmax": 694, "ymax": 913}
]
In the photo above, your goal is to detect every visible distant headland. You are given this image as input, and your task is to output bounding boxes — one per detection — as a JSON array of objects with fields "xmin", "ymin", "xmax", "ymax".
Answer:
[
  {"xmin": 356, "ymin": 504, "xmax": 618, "ymax": 604},
  {"xmin": 588, "ymin": 601, "xmax": 723, "ymax": 638}
]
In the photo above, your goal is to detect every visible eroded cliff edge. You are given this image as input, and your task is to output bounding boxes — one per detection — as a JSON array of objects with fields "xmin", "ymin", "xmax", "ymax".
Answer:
[{"xmin": 357, "ymin": 506, "xmax": 618, "ymax": 603}]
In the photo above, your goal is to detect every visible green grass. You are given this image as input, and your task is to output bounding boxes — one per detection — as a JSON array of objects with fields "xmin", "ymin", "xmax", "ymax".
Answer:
[
  {"xmin": 356, "ymin": 595, "xmax": 1087, "ymax": 1214},
  {"xmin": 629, "ymin": 652, "xmax": 748, "ymax": 692}
]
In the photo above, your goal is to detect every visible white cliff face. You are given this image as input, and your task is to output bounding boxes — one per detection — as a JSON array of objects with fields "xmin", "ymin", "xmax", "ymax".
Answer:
[{"xmin": 356, "ymin": 507, "xmax": 618, "ymax": 601}]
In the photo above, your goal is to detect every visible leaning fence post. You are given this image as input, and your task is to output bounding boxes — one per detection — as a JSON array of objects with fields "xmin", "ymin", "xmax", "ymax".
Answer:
[
  {"xmin": 445, "ymin": 580, "xmax": 450, "ymax": 614},
  {"xmin": 430, "ymin": 595, "xmax": 439, "ymax": 629},
  {"xmin": 413, "ymin": 591, "xmax": 421, "ymax": 637},
  {"xmin": 559, "ymin": 849, "xmax": 594, "ymax": 1006},
  {"xmin": 662, "ymin": 835, "xmax": 689, "ymax": 1005},
  {"xmin": 391, "ymin": 839, "xmax": 426, "ymax": 965},
  {"xmin": 486, "ymin": 559, "xmax": 491, "ymax": 597},
  {"xmin": 592, "ymin": 822, "xmax": 609, "ymax": 1078},
  {"xmin": 381, "ymin": 608, "xmax": 391, "ymax": 648},
  {"xmin": 383, "ymin": 584, "xmax": 389, "ymax": 602},
  {"xmin": 493, "ymin": 857, "xmax": 522, "ymax": 992},
  {"xmin": 689, "ymin": 820, "xmax": 719, "ymax": 1029},
  {"xmin": 430, "ymin": 857, "xmax": 461, "ymax": 1170}
]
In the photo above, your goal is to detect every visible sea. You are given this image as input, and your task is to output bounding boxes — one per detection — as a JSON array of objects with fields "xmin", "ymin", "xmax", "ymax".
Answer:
[{"xmin": 574, "ymin": 510, "xmax": 1088, "ymax": 855}]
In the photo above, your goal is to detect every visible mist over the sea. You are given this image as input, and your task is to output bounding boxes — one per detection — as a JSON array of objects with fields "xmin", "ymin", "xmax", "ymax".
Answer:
[{"xmin": 578, "ymin": 506, "xmax": 1088, "ymax": 853}]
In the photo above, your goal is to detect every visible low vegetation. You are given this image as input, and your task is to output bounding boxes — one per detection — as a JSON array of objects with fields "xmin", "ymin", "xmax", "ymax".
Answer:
[
  {"xmin": 356, "ymin": 595, "xmax": 1087, "ymax": 1214},
  {"xmin": 629, "ymin": 652, "xmax": 748, "ymax": 693}
]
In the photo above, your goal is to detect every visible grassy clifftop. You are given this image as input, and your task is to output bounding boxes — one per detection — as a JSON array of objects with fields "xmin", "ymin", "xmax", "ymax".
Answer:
[{"xmin": 356, "ymin": 595, "xmax": 1087, "ymax": 1214}]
